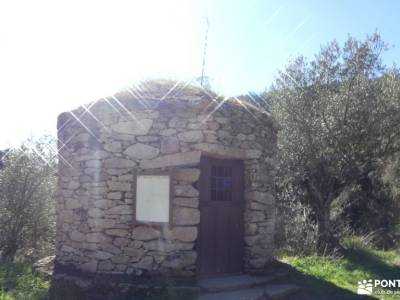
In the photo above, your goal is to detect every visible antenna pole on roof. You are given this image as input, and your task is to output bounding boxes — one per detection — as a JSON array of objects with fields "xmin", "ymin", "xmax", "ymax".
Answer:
[{"xmin": 200, "ymin": 17, "xmax": 209, "ymax": 88}]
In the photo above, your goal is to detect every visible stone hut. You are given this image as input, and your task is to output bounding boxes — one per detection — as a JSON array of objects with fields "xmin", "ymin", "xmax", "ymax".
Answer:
[{"xmin": 55, "ymin": 81, "xmax": 277, "ymax": 278}]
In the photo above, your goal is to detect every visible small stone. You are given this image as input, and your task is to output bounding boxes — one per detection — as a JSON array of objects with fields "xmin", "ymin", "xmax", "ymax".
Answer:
[
  {"xmin": 88, "ymin": 218, "xmax": 116, "ymax": 229},
  {"xmin": 65, "ymin": 199, "xmax": 81, "ymax": 210},
  {"xmin": 80, "ymin": 261, "xmax": 98, "ymax": 273},
  {"xmin": 137, "ymin": 136, "xmax": 159, "ymax": 142},
  {"xmin": 86, "ymin": 233, "xmax": 111, "ymax": 243},
  {"xmin": 192, "ymin": 143, "xmax": 246, "ymax": 159},
  {"xmin": 237, "ymin": 133, "xmax": 247, "ymax": 141},
  {"xmin": 173, "ymin": 197, "xmax": 199, "ymax": 208},
  {"xmin": 168, "ymin": 118, "xmax": 186, "ymax": 128},
  {"xmin": 100, "ymin": 243, "xmax": 122, "ymax": 255},
  {"xmin": 246, "ymin": 223, "xmax": 258, "ymax": 235},
  {"xmin": 174, "ymin": 168, "xmax": 200, "ymax": 182},
  {"xmin": 207, "ymin": 121, "xmax": 219, "ymax": 130},
  {"xmin": 205, "ymin": 133, "xmax": 218, "ymax": 143},
  {"xmin": 93, "ymin": 199, "xmax": 113, "ymax": 208},
  {"xmin": 129, "ymin": 240, "xmax": 144, "ymax": 248},
  {"xmin": 89, "ymin": 186, "xmax": 107, "ymax": 195},
  {"xmin": 104, "ymin": 141, "xmax": 122, "ymax": 152},
  {"xmin": 88, "ymin": 208, "xmax": 104, "ymax": 218},
  {"xmin": 106, "ymin": 168, "xmax": 130, "ymax": 176},
  {"xmin": 171, "ymin": 226, "xmax": 198, "ymax": 242},
  {"xmin": 111, "ymin": 119, "xmax": 153, "ymax": 135},
  {"xmin": 132, "ymin": 226, "xmax": 161, "ymax": 241},
  {"xmin": 175, "ymin": 185, "xmax": 199, "ymax": 197},
  {"xmin": 162, "ymin": 251, "xmax": 197, "ymax": 269},
  {"xmin": 113, "ymin": 237, "xmax": 130, "ymax": 247},
  {"xmin": 246, "ymin": 192, "xmax": 274, "ymax": 205},
  {"xmin": 173, "ymin": 207, "xmax": 200, "ymax": 225},
  {"xmin": 215, "ymin": 117, "xmax": 229, "ymax": 124},
  {"xmin": 104, "ymin": 158, "xmax": 136, "ymax": 168},
  {"xmin": 98, "ymin": 260, "xmax": 114, "ymax": 271},
  {"xmin": 124, "ymin": 143, "xmax": 160, "ymax": 160},
  {"xmin": 85, "ymin": 160, "xmax": 102, "ymax": 168},
  {"xmin": 143, "ymin": 240, "xmax": 193, "ymax": 252},
  {"xmin": 107, "ymin": 192, "xmax": 122, "ymax": 200},
  {"xmin": 107, "ymin": 181, "xmax": 131, "ymax": 192},
  {"xmin": 105, "ymin": 229, "xmax": 130, "ymax": 237},
  {"xmin": 160, "ymin": 129, "xmax": 177, "ymax": 136},
  {"xmin": 246, "ymin": 149, "xmax": 262, "ymax": 159},
  {"xmin": 178, "ymin": 131, "xmax": 203, "ymax": 143},
  {"xmin": 245, "ymin": 235, "xmax": 260, "ymax": 246},
  {"xmin": 111, "ymin": 255, "xmax": 130, "ymax": 264},
  {"xmin": 160, "ymin": 137, "xmax": 180, "ymax": 154},
  {"xmin": 123, "ymin": 247, "xmax": 144, "ymax": 259},
  {"xmin": 67, "ymin": 181, "xmax": 80, "ymax": 190},
  {"xmin": 250, "ymin": 202, "xmax": 266, "ymax": 210},
  {"xmin": 92, "ymin": 251, "xmax": 113, "ymax": 260},
  {"xmin": 75, "ymin": 133, "xmax": 90, "ymax": 142},
  {"xmin": 70, "ymin": 230, "xmax": 85, "ymax": 242},
  {"xmin": 132, "ymin": 256, "xmax": 154, "ymax": 270},
  {"xmin": 84, "ymin": 168, "xmax": 102, "ymax": 175},
  {"xmin": 140, "ymin": 151, "xmax": 201, "ymax": 169},
  {"xmin": 248, "ymin": 211, "xmax": 265, "ymax": 222},
  {"xmin": 107, "ymin": 205, "xmax": 132, "ymax": 215},
  {"xmin": 60, "ymin": 210, "xmax": 75, "ymax": 223},
  {"xmin": 187, "ymin": 123, "xmax": 205, "ymax": 130},
  {"xmin": 118, "ymin": 174, "xmax": 134, "ymax": 181}
]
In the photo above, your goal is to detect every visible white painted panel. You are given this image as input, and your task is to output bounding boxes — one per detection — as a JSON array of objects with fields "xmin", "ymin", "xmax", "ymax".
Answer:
[{"xmin": 136, "ymin": 175, "xmax": 170, "ymax": 223}]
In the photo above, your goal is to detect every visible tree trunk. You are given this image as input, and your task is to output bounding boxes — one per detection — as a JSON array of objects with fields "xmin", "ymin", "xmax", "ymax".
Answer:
[
  {"xmin": 1, "ymin": 247, "xmax": 17, "ymax": 263},
  {"xmin": 0, "ymin": 238, "xmax": 18, "ymax": 263},
  {"xmin": 315, "ymin": 206, "xmax": 343, "ymax": 255}
]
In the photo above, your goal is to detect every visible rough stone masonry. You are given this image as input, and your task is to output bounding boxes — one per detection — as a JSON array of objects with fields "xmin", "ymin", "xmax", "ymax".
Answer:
[{"xmin": 55, "ymin": 81, "xmax": 277, "ymax": 277}]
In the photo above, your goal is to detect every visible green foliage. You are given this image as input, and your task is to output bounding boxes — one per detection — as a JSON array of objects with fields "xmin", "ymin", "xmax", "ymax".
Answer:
[
  {"xmin": 383, "ymin": 154, "xmax": 400, "ymax": 199},
  {"xmin": 270, "ymin": 33, "xmax": 400, "ymax": 253},
  {"xmin": 275, "ymin": 193, "xmax": 318, "ymax": 255},
  {"xmin": 0, "ymin": 137, "xmax": 56, "ymax": 262},
  {"xmin": 0, "ymin": 293, "xmax": 13, "ymax": 300},
  {"xmin": 0, "ymin": 263, "xmax": 49, "ymax": 300}
]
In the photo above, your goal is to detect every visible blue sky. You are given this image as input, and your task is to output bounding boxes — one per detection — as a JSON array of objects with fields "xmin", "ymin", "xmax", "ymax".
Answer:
[
  {"xmin": 0, "ymin": 0, "xmax": 399, "ymax": 148},
  {"xmin": 201, "ymin": 0, "xmax": 400, "ymax": 94}
]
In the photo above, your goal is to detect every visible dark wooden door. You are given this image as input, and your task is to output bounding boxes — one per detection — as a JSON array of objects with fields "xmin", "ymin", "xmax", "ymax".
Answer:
[{"xmin": 197, "ymin": 157, "xmax": 244, "ymax": 276}]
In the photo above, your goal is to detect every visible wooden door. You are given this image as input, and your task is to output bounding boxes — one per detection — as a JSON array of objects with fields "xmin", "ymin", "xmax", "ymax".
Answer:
[{"xmin": 197, "ymin": 157, "xmax": 244, "ymax": 276}]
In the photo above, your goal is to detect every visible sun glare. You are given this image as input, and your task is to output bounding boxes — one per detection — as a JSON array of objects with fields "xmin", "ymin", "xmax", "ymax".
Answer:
[{"xmin": 0, "ymin": 0, "xmax": 203, "ymax": 148}]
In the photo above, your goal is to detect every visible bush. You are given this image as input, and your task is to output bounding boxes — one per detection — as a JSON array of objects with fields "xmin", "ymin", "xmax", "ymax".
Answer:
[
  {"xmin": 0, "ymin": 137, "xmax": 56, "ymax": 262},
  {"xmin": 0, "ymin": 263, "xmax": 49, "ymax": 300},
  {"xmin": 275, "ymin": 181, "xmax": 318, "ymax": 255}
]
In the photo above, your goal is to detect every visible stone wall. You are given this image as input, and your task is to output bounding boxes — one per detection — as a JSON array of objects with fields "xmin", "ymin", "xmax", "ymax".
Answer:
[{"xmin": 55, "ymin": 83, "xmax": 277, "ymax": 276}]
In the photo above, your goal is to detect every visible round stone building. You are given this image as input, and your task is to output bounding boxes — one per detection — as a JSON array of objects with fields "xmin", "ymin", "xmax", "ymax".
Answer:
[{"xmin": 55, "ymin": 80, "xmax": 277, "ymax": 278}]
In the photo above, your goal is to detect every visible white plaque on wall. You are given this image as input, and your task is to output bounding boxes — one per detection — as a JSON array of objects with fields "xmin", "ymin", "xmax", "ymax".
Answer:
[{"xmin": 136, "ymin": 175, "xmax": 170, "ymax": 223}]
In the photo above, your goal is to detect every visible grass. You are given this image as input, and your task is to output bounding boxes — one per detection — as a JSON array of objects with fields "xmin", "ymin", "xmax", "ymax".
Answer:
[{"xmin": 280, "ymin": 241, "xmax": 400, "ymax": 300}]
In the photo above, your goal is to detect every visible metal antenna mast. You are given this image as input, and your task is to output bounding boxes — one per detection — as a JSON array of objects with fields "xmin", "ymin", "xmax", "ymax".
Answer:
[{"xmin": 200, "ymin": 18, "xmax": 209, "ymax": 88}]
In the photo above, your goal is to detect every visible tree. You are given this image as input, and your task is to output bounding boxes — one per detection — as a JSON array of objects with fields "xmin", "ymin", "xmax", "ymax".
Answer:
[
  {"xmin": 0, "ymin": 138, "xmax": 56, "ymax": 262},
  {"xmin": 270, "ymin": 33, "xmax": 400, "ymax": 253},
  {"xmin": 0, "ymin": 149, "xmax": 8, "ymax": 169}
]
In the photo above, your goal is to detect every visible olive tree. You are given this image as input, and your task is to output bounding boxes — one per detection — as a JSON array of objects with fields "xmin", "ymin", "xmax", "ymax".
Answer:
[
  {"xmin": 0, "ymin": 138, "xmax": 56, "ymax": 262},
  {"xmin": 270, "ymin": 33, "xmax": 400, "ymax": 253}
]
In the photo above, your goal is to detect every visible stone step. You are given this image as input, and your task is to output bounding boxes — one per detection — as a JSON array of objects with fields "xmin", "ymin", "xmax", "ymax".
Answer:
[
  {"xmin": 197, "ymin": 273, "xmax": 286, "ymax": 293},
  {"xmin": 196, "ymin": 287, "xmax": 266, "ymax": 300},
  {"xmin": 196, "ymin": 284, "xmax": 301, "ymax": 300},
  {"xmin": 264, "ymin": 284, "xmax": 302, "ymax": 300}
]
